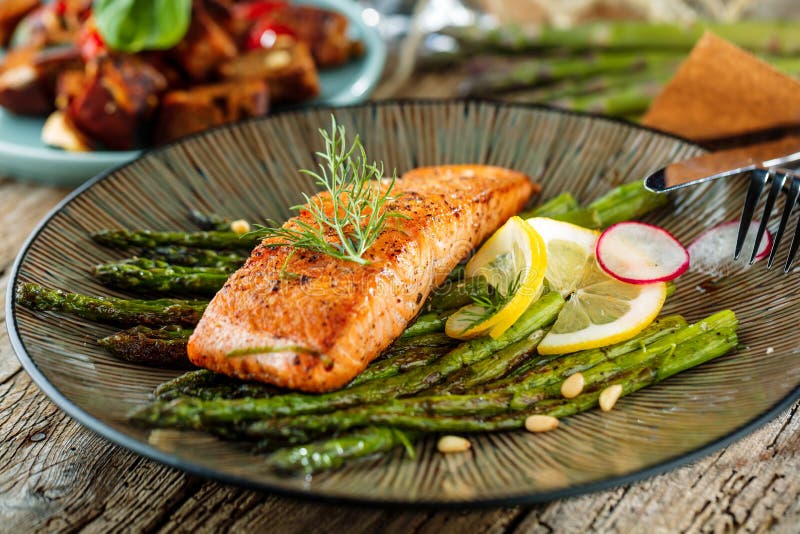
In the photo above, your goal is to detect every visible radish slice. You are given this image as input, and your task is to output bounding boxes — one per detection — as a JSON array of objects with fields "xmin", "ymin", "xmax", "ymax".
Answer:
[
  {"xmin": 595, "ymin": 222, "xmax": 689, "ymax": 284},
  {"xmin": 688, "ymin": 220, "xmax": 771, "ymax": 277}
]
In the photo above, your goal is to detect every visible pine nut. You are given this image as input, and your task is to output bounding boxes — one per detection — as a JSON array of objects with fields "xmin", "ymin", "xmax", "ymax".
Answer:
[
  {"xmin": 524, "ymin": 415, "xmax": 559, "ymax": 433},
  {"xmin": 437, "ymin": 435, "xmax": 471, "ymax": 453},
  {"xmin": 599, "ymin": 384, "xmax": 623, "ymax": 412},
  {"xmin": 230, "ymin": 219, "xmax": 251, "ymax": 235},
  {"xmin": 560, "ymin": 372, "xmax": 585, "ymax": 399}
]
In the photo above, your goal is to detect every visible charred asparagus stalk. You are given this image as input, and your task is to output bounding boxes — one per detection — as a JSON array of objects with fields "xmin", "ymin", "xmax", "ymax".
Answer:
[
  {"xmin": 142, "ymin": 246, "xmax": 247, "ymax": 268},
  {"xmin": 15, "ymin": 282, "xmax": 207, "ymax": 327},
  {"xmin": 103, "ymin": 257, "xmax": 234, "ymax": 275},
  {"xmin": 346, "ymin": 336, "xmax": 459, "ymax": 388},
  {"xmin": 153, "ymin": 369, "xmax": 283, "ymax": 401},
  {"xmin": 93, "ymin": 261, "xmax": 229, "ymax": 296},
  {"xmin": 91, "ymin": 229, "xmax": 260, "ymax": 250},
  {"xmin": 188, "ymin": 210, "xmax": 232, "ymax": 232},
  {"xmin": 98, "ymin": 325, "xmax": 193, "ymax": 367},
  {"xmin": 268, "ymin": 426, "xmax": 418, "ymax": 474}
]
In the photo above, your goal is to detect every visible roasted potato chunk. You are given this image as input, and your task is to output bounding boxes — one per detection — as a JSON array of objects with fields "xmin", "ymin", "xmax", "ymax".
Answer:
[
  {"xmin": 218, "ymin": 40, "xmax": 319, "ymax": 104},
  {"xmin": 170, "ymin": 1, "xmax": 238, "ymax": 81},
  {"xmin": 66, "ymin": 55, "xmax": 168, "ymax": 149},
  {"xmin": 269, "ymin": 5, "xmax": 353, "ymax": 68},
  {"xmin": 0, "ymin": 45, "xmax": 81, "ymax": 115},
  {"xmin": 154, "ymin": 79, "xmax": 269, "ymax": 145}
]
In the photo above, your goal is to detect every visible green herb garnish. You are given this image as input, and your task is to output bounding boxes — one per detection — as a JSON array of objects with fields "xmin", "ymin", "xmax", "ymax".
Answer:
[
  {"xmin": 94, "ymin": 0, "xmax": 192, "ymax": 53},
  {"xmin": 250, "ymin": 117, "xmax": 406, "ymax": 265},
  {"xmin": 459, "ymin": 271, "xmax": 524, "ymax": 333}
]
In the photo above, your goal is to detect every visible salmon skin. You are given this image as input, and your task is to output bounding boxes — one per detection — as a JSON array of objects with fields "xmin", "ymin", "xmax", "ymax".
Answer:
[{"xmin": 187, "ymin": 165, "xmax": 537, "ymax": 392}]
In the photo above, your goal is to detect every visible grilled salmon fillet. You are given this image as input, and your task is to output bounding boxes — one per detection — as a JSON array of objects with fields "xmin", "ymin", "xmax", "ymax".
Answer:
[{"xmin": 187, "ymin": 165, "xmax": 536, "ymax": 392}]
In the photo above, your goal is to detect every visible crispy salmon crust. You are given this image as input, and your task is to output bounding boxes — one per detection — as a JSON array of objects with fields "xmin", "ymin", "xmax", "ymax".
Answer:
[{"xmin": 187, "ymin": 165, "xmax": 537, "ymax": 392}]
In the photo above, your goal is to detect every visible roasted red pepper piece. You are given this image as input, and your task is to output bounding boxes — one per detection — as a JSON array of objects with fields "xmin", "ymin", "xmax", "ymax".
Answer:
[{"xmin": 245, "ymin": 21, "xmax": 295, "ymax": 50}]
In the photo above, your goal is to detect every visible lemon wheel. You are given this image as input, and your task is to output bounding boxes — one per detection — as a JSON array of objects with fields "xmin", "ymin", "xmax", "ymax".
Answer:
[
  {"xmin": 526, "ymin": 217, "xmax": 666, "ymax": 355},
  {"xmin": 445, "ymin": 216, "xmax": 547, "ymax": 340}
]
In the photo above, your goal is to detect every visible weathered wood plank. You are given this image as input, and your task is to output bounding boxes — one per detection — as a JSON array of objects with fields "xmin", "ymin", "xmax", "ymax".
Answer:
[{"xmin": 511, "ymin": 402, "xmax": 800, "ymax": 534}]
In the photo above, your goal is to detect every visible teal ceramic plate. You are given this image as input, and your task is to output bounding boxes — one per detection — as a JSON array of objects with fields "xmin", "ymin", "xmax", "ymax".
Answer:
[
  {"xmin": 8, "ymin": 100, "xmax": 800, "ymax": 506},
  {"xmin": 0, "ymin": 0, "xmax": 385, "ymax": 187}
]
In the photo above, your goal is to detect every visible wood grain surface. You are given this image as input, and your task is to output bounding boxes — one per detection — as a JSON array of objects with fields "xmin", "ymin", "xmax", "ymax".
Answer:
[{"xmin": 0, "ymin": 105, "xmax": 798, "ymax": 531}]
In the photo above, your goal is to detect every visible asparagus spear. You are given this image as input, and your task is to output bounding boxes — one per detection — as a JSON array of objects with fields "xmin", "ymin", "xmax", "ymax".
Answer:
[
  {"xmin": 399, "ymin": 310, "xmax": 456, "ymax": 338},
  {"xmin": 143, "ymin": 246, "xmax": 247, "ymax": 268},
  {"xmin": 550, "ymin": 80, "xmax": 664, "ymax": 117},
  {"xmin": 153, "ymin": 369, "xmax": 283, "ymax": 401},
  {"xmin": 588, "ymin": 181, "xmax": 669, "ymax": 228},
  {"xmin": 98, "ymin": 325, "xmax": 192, "ymax": 367},
  {"xmin": 548, "ymin": 208, "xmax": 602, "ymax": 228},
  {"xmin": 93, "ymin": 261, "xmax": 229, "ymax": 296},
  {"xmin": 424, "ymin": 277, "xmax": 486, "ymax": 312},
  {"xmin": 458, "ymin": 52, "xmax": 679, "ymax": 96},
  {"xmin": 92, "ymin": 229, "xmax": 260, "ymax": 250},
  {"xmin": 265, "ymin": 315, "xmax": 738, "ymax": 473},
  {"xmin": 505, "ymin": 62, "xmax": 677, "ymax": 104},
  {"xmin": 345, "ymin": 346, "xmax": 452, "ymax": 387},
  {"xmin": 523, "ymin": 182, "xmax": 667, "ymax": 229},
  {"xmin": 103, "ymin": 258, "xmax": 234, "ymax": 275},
  {"xmin": 268, "ymin": 426, "xmax": 417, "ymax": 474},
  {"xmin": 495, "ymin": 311, "xmax": 681, "ymax": 384},
  {"xmin": 188, "ymin": 210, "xmax": 232, "ymax": 232},
  {"xmin": 518, "ymin": 181, "xmax": 668, "ymax": 227},
  {"xmin": 428, "ymin": 328, "xmax": 550, "ymax": 394},
  {"xmin": 445, "ymin": 21, "xmax": 800, "ymax": 55},
  {"xmin": 446, "ymin": 264, "xmax": 466, "ymax": 282},
  {"xmin": 15, "ymin": 282, "xmax": 207, "ymax": 327},
  {"xmin": 156, "ymin": 336, "xmax": 455, "ymax": 397},
  {"xmin": 527, "ymin": 192, "xmax": 579, "ymax": 217},
  {"xmin": 129, "ymin": 291, "xmax": 564, "ymax": 428},
  {"xmin": 347, "ymin": 333, "xmax": 463, "ymax": 388},
  {"xmin": 258, "ymin": 315, "xmax": 736, "ymax": 444},
  {"xmin": 154, "ymin": 369, "xmax": 218, "ymax": 398}
]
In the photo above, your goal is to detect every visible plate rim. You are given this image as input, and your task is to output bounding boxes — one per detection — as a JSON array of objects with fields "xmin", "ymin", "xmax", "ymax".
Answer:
[{"xmin": 6, "ymin": 98, "xmax": 800, "ymax": 508}]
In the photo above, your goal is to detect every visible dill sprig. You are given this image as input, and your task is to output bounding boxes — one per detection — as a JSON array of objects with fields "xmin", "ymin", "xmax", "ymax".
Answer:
[
  {"xmin": 250, "ymin": 117, "xmax": 406, "ymax": 265},
  {"xmin": 459, "ymin": 271, "xmax": 523, "ymax": 333}
]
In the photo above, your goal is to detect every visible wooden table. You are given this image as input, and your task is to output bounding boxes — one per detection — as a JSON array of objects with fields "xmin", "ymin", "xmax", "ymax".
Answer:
[{"xmin": 1, "ymin": 94, "xmax": 799, "ymax": 532}]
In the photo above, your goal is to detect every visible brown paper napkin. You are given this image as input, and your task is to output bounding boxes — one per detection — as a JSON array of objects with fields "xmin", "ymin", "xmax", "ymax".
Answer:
[{"xmin": 642, "ymin": 32, "xmax": 800, "ymax": 142}]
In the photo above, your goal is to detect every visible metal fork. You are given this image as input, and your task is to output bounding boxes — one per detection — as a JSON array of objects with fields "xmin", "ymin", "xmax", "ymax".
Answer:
[{"xmin": 735, "ymin": 167, "xmax": 800, "ymax": 271}]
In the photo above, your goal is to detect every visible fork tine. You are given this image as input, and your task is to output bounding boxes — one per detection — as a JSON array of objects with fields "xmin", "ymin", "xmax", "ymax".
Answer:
[
  {"xmin": 785, "ymin": 190, "xmax": 800, "ymax": 272},
  {"xmin": 768, "ymin": 174, "xmax": 800, "ymax": 268},
  {"xmin": 735, "ymin": 170, "xmax": 769, "ymax": 260},
  {"xmin": 751, "ymin": 170, "xmax": 785, "ymax": 264}
]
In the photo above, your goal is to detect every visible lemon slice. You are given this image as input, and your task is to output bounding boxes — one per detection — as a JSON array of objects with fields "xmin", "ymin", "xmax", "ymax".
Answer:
[
  {"xmin": 526, "ymin": 217, "xmax": 666, "ymax": 355},
  {"xmin": 445, "ymin": 216, "xmax": 547, "ymax": 340}
]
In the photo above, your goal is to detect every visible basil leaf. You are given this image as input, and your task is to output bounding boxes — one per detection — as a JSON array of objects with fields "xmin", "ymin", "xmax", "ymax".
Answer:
[{"xmin": 93, "ymin": 0, "xmax": 192, "ymax": 53}]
